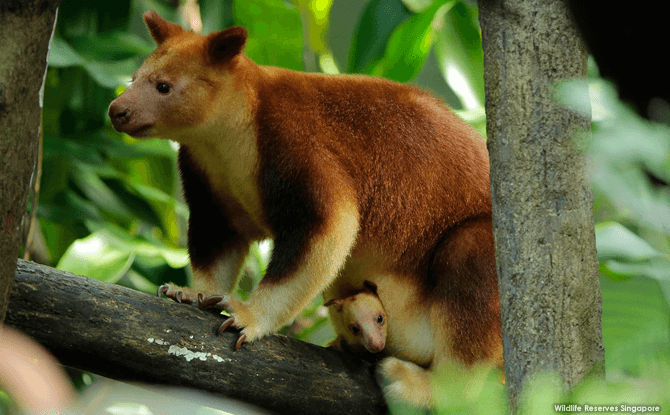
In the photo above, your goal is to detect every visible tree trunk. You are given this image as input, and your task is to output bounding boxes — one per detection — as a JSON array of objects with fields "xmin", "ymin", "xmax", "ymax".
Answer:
[
  {"xmin": 5, "ymin": 259, "xmax": 386, "ymax": 415},
  {"xmin": 477, "ymin": 0, "xmax": 605, "ymax": 410},
  {"xmin": 0, "ymin": 1, "xmax": 61, "ymax": 323}
]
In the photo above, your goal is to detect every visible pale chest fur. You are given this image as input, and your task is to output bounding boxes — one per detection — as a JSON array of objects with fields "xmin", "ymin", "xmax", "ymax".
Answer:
[{"xmin": 186, "ymin": 125, "xmax": 271, "ymax": 241}]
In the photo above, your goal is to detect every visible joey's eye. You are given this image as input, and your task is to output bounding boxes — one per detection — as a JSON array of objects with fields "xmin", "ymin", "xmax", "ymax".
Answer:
[
  {"xmin": 350, "ymin": 325, "xmax": 360, "ymax": 335},
  {"xmin": 377, "ymin": 315, "xmax": 384, "ymax": 324},
  {"xmin": 156, "ymin": 83, "xmax": 171, "ymax": 94}
]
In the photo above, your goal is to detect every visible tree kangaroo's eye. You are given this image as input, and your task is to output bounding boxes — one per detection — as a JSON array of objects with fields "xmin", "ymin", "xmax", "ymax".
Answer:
[
  {"xmin": 377, "ymin": 315, "xmax": 384, "ymax": 324},
  {"xmin": 156, "ymin": 83, "xmax": 171, "ymax": 94}
]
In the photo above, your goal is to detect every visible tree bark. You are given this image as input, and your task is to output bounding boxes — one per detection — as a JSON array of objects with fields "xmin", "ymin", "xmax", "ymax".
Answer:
[
  {"xmin": 478, "ymin": 0, "xmax": 605, "ymax": 411},
  {"xmin": 0, "ymin": 1, "xmax": 61, "ymax": 323},
  {"xmin": 5, "ymin": 259, "xmax": 386, "ymax": 415}
]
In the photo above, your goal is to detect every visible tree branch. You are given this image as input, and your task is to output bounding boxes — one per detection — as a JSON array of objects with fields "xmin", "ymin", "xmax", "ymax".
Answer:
[{"xmin": 6, "ymin": 259, "xmax": 386, "ymax": 415}]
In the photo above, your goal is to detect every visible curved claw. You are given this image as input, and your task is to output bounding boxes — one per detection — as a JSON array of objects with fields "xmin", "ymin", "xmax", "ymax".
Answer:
[
  {"xmin": 235, "ymin": 333, "xmax": 247, "ymax": 351},
  {"xmin": 157, "ymin": 285, "xmax": 169, "ymax": 297},
  {"xmin": 200, "ymin": 295, "xmax": 225, "ymax": 309},
  {"xmin": 196, "ymin": 293, "xmax": 204, "ymax": 308},
  {"xmin": 217, "ymin": 316, "xmax": 236, "ymax": 335},
  {"xmin": 175, "ymin": 291, "xmax": 183, "ymax": 303}
]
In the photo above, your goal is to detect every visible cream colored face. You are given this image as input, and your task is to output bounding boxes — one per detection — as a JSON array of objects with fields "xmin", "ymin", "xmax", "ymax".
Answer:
[{"xmin": 330, "ymin": 291, "xmax": 387, "ymax": 354}]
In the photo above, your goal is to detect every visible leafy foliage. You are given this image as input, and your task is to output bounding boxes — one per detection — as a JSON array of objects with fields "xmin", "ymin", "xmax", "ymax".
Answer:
[{"xmin": 32, "ymin": 0, "xmax": 670, "ymax": 413}]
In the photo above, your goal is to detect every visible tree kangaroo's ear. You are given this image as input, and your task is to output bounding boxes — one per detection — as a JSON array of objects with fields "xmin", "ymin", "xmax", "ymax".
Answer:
[
  {"xmin": 143, "ymin": 10, "xmax": 184, "ymax": 45},
  {"xmin": 206, "ymin": 27, "xmax": 248, "ymax": 66}
]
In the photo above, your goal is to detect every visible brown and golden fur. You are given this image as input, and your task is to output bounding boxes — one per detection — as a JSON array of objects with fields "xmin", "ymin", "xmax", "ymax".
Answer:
[{"xmin": 108, "ymin": 11, "xmax": 502, "ymax": 407}]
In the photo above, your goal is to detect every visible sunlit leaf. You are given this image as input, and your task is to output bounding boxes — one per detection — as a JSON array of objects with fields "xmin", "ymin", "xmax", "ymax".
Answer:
[
  {"xmin": 127, "ymin": 182, "xmax": 187, "ymax": 217},
  {"xmin": 401, "ymin": 0, "xmax": 434, "ymax": 13},
  {"xmin": 296, "ymin": 0, "xmax": 334, "ymax": 54},
  {"xmin": 434, "ymin": 2, "xmax": 484, "ymax": 110},
  {"xmin": 601, "ymin": 258, "xmax": 670, "ymax": 282},
  {"xmin": 455, "ymin": 107, "xmax": 487, "ymax": 138},
  {"xmin": 57, "ymin": 231, "xmax": 135, "ymax": 283},
  {"xmin": 596, "ymin": 222, "xmax": 665, "ymax": 262}
]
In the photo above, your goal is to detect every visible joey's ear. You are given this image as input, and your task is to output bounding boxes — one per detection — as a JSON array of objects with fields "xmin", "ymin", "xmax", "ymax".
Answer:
[
  {"xmin": 143, "ymin": 10, "xmax": 184, "ymax": 45},
  {"xmin": 324, "ymin": 299, "xmax": 344, "ymax": 313},
  {"xmin": 363, "ymin": 280, "xmax": 378, "ymax": 295},
  {"xmin": 206, "ymin": 27, "xmax": 248, "ymax": 65}
]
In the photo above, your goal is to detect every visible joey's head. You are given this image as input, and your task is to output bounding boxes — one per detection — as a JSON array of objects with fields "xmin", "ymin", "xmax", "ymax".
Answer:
[
  {"xmin": 108, "ymin": 10, "xmax": 252, "ymax": 141},
  {"xmin": 326, "ymin": 281, "xmax": 387, "ymax": 354}
]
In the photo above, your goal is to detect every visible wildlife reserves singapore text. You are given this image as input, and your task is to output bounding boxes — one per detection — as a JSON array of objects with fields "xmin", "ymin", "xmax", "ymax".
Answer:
[{"xmin": 555, "ymin": 404, "xmax": 661, "ymax": 413}]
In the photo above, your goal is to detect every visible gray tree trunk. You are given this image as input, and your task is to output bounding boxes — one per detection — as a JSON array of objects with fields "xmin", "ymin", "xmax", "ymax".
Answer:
[
  {"xmin": 0, "ymin": 1, "xmax": 61, "ymax": 323},
  {"xmin": 477, "ymin": 0, "xmax": 605, "ymax": 411}
]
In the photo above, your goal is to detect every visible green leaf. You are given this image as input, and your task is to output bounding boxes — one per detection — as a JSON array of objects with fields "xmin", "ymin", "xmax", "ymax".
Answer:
[
  {"xmin": 200, "ymin": 0, "xmax": 235, "ymax": 34},
  {"xmin": 368, "ymin": 0, "xmax": 453, "ymax": 83},
  {"xmin": 57, "ymin": 231, "xmax": 135, "ymax": 283},
  {"xmin": 88, "ymin": 131, "xmax": 177, "ymax": 159},
  {"xmin": 348, "ymin": 0, "xmax": 412, "ymax": 73},
  {"xmin": 83, "ymin": 59, "xmax": 137, "ymax": 89},
  {"xmin": 66, "ymin": 32, "xmax": 154, "ymax": 61},
  {"xmin": 595, "ymin": 222, "xmax": 665, "ymax": 262},
  {"xmin": 39, "ymin": 157, "xmax": 71, "ymax": 200},
  {"xmin": 124, "ymin": 269, "xmax": 159, "ymax": 294},
  {"xmin": 233, "ymin": 0, "xmax": 304, "ymax": 71},
  {"xmin": 401, "ymin": 0, "xmax": 434, "ymax": 13},
  {"xmin": 127, "ymin": 181, "xmax": 187, "ymax": 218},
  {"xmin": 600, "ymin": 275, "xmax": 670, "ymax": 376},
  {"xmin": 561, "ymin": 80, "xmax": 670, "ymax": 234},
  {"xmin": 75, "ymin": 225, "xmax": 189, "ymax": 270},
  {"xmin": 49, "ymin": 37, "xmax": 137, "ymax": 88},
  {"xmin": 39, "ymin": 219, "xmax": 86, "ymax": 262},
  {"xmin": 56, "ymin": 0, "xmax": 132, "ymax": 34},
  {"xmin": 454, "ymin": 107, "xmax": 487, "ymax": 138},
  {"xmin": 38, "ymin": 191, "xmax": 103, "ymax": 225},
  {"xmin": 601, "ymin": 258, "xmax": 670, "ymax": 282},
  {"xmin": 49, "ymin": 36, "xmax": 83, "ymax": 67},
  {"xmin": 71, "ymin": 164, "xmax": 134, "ymax": 221},
  {"xmin": 433, "ymin": 2, "xmax": 484, "ymax": 110},
  {"xmin": 43, "ymin": 135, "xmax": 104, "ymax": 164}
]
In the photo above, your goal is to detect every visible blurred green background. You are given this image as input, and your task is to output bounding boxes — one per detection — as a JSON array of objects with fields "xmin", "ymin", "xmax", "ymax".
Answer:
[{"xmin": 14, "ymin": 0, "xmax": 670, "ymax": 413}]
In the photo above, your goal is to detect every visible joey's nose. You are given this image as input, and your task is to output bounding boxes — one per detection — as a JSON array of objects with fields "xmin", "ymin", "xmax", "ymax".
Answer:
[{"xmin": 367, "ymin": 339, "xmax": 385, "ymax": 353}]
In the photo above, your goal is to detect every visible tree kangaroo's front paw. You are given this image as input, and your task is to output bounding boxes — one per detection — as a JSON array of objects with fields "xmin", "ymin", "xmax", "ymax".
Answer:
[
  {"xmin": 212, "ymin": 296, "xmax": 262, "ymax": 351},
  {"xmin": 377, "ymin": 357, "xmax": 433, "ymax": 408},
  {"xmin": 157, "ymin": 284, "xmax": 203, "ymax": 305}
]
